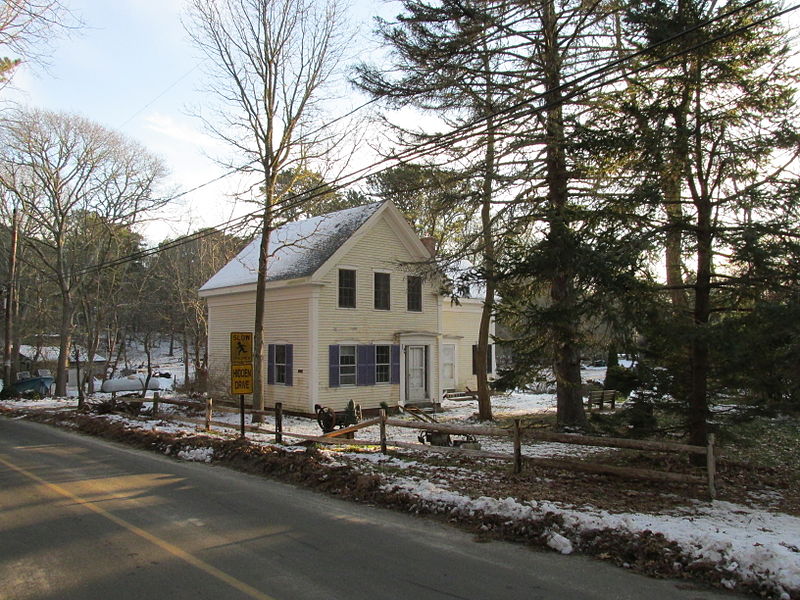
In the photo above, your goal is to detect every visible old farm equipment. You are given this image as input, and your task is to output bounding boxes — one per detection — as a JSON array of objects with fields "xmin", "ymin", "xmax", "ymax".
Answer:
[
  {"xmin": 315, "ymin": 400, "xmax": 363, "ymax": 434},
  {"xmin": 399, "ymin": 405, "xmax": 480, "ymax": 449}
]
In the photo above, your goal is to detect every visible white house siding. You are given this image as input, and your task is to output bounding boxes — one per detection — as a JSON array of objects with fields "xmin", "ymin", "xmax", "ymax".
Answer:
[
  {"xmin": 206, "ymin": 286, "xmax": 313, "ymax": 414},
  {"xmin": 315, "ymin": 216, "xmax": 440, "ymax": 411},
  {"xmin": 441, "ymin": 299, "xmax": 495, "ymax": 391}
]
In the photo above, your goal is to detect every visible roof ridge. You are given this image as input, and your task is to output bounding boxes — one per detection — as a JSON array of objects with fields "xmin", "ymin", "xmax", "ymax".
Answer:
[{"xmin": 199, "ymin": 200, "xmax": 385, "ymax": 291}]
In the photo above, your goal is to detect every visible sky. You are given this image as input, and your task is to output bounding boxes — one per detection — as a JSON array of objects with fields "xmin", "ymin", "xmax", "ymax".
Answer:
[
  {"xmin": 4, "ymin": 0, "xmax": 393, "ymax": 243},
  {"xmin": 4, "ymin": 1, "xmax": 800, "ymax": 245}
]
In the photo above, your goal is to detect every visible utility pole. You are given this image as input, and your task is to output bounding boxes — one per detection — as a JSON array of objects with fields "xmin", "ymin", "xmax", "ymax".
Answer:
[{"xmin": 4, "ymin": 208, "xmax": 18, "ymax": 387}]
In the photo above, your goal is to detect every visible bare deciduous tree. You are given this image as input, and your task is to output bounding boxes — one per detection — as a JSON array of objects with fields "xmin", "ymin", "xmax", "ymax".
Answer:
[
  {"xmin": 0, "ymin": 109, "xmax": 168, "ymax": 396},
  {"xmin": 185, "ymin": 0, "xmax": 349, "ymax": 413},
  {"xmin": 0, "ymin": 1, "xmax": 77, "ymax": 85}
]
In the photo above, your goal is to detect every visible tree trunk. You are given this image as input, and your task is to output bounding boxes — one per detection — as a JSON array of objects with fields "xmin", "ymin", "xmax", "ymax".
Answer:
[
  {"xmin": 475, "ymin": 55, "xmax": 497, "ymax": 422},
  {"xmin": 252, "ymin": 202, "xmax": 273, "ymax": 419},
  {"xmin": 663, "ymin": 172, "xmax": 690, "ymax": 312},
  {"xmin": 74, "ymin": 344, "xmax": 84, "ymax": 407},
  {"xmin": 182, "ymin": 330, "xmax": 190, "ymax": 390},
  {"xmin": 542, "ymin": 0, "xmax": 587, "ymax": 429},
  {"xmin": 55, "ymin": 294, "xmax": 73, "ymax": 397},
  {"xmin": 142, "ymin": 333, "xmax": 153, "ymax": 399},
  {"xmin": 688, "ymin": 199, "xmax": 711, "ymax": 450},
  {"xmin": 4, "ymin": 208, "xmax": 19, "ymax": 387}
]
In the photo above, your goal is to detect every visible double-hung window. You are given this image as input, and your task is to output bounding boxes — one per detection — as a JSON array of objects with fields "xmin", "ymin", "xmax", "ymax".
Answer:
[
  {"xmin": 375, "ymin": 345, "xmax": 391, "ymax": 383},
  {"xmin": 374, "ymin": 272, "xmax": 390, "ymax": 310},
  {"xmin": 407, "ymin": 275, "xmax": 422, "ymax": 312},
  {"xmin": 267, "ymin": 344, "xmax": 293, "ymax": 386},
  {"xmin": 275, "ymin": 344, "xmax": 287, "ymax": 384},
  {"xmin": 339, "ymin": 269, "xmax": 356, "ymax": 308},
  {"xmin": 339, "ymin": 345, "xmax": 356, "ymax": 385}
]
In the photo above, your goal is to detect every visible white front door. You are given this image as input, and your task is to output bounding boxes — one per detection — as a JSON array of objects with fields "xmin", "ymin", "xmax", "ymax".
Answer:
[
  {"xmin": 406, "ymin": 345, "xmax": 427, "ymax": 403},
  {"xmin": 441, "ymin": 344, "xmax": 455, "ymax": 390}
]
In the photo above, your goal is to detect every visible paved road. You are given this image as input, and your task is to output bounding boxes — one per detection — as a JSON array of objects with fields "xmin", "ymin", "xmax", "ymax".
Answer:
[{"xmin": 0, "ymin": 418, "xmax": 743, "ymax": 600}]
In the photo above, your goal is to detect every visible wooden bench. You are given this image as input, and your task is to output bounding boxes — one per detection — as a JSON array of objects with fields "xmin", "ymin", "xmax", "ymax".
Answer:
[{"xmin": 585, "ymin": 389, "xmax": 617, "ymax": 411}]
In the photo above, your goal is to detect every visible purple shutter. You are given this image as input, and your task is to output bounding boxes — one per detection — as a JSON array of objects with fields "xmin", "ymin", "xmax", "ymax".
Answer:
[
  {"xmin": 285, "ymin": 344, "xmax": 293, "ymax": 386},
  {"xmin": 487, "ymin": 344, "xmax": 493, "ymax": 374},
  {"xmin": 329, "ymin": 345, "xmax": 339, "ymax": 388},
  {"xmin": 267, "ymin": 344, "xmax": 275, "ymax": 385},
  {"xmin": 390, "ymin": 344, "xmax": 401, "ymax": 384},
  {"xmin": 357, "ymin": 344, "xmax": 375, "ymax": 386},
  {"xmin": 472, "ymin": 345, "xmax": 477, "ymax": 375}
]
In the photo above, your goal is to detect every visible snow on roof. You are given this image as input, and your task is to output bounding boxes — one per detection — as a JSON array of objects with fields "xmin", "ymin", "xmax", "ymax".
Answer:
[
  {"xmin": 200, "ymin": 202, "xmax": 384, "ymax": 292},
  {"xmin": 18, "ymin": 345, "xmax": 106, "ymax": 363},
  {"xmin": 445, "ymin": 259, "xmax": 486, "ymax": 300}
]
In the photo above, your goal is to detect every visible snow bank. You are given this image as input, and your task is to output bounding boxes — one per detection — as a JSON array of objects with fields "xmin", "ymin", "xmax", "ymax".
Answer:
[{"xmin": 385, "ymin": 477, "xmax": 800, "ymax": 597}]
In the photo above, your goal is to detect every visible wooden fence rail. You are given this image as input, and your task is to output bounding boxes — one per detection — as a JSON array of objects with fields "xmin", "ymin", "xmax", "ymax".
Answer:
[{"xmin": 121, "ymin": 397, "xmax": 717, "ymax": 499}]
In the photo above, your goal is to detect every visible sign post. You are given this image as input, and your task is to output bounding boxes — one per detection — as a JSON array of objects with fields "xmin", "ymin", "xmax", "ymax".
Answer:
[{"xmin": 230, "ymin": 332, "xmax": 253, "ymax": 438}]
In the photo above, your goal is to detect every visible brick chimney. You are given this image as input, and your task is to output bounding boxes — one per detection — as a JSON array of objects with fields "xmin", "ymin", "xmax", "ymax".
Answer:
[{"xmin": 420, "ymin": 236, "xmax": 436, "ymax": 257}]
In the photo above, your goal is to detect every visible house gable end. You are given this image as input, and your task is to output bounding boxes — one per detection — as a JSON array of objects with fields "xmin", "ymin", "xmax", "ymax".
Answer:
[{"xmin": 312, "ymin": 202, "xmax": 433, "ymax": 284}]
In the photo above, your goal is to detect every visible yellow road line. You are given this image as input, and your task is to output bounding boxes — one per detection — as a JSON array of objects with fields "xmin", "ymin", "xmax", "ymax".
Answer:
[{"xmin": 0, "ymin": 454, "xmax": 277, "ymax": 600}]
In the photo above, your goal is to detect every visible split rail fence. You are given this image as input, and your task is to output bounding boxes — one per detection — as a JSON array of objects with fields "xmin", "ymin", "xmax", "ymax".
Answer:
[{"xmin": 128, "ymin": 396, "xmax": 718, "ymax": 499}]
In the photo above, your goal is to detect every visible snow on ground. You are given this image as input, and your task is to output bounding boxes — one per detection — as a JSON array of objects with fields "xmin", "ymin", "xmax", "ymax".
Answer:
[
  {"xmin": 3, "ymin": 386, "xmax": 799, "ymax": 598},
  {"xmin": 385, "ymin": 477, "xmax": 800, "ymax": 598}
]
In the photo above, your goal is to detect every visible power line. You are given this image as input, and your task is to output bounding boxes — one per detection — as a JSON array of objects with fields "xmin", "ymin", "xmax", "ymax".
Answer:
[{"xmin": 71, "ymin": 0, "xmax": 798, "ymax": 276}]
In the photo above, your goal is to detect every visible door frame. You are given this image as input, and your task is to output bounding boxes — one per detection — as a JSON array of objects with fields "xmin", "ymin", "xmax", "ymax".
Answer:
[
  {"xmin": 405, "ymin": 345, "xmax": 427, "ymax": 403},
  {"xmin": 398, "ymin": 333, "xmax": 439, "ymax": 406}
]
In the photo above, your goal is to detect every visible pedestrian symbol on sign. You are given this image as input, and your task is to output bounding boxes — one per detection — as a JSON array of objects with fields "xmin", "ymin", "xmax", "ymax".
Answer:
[{"xmin": 230, "ymin": 332, "xmax": 253, "ymax": 365}]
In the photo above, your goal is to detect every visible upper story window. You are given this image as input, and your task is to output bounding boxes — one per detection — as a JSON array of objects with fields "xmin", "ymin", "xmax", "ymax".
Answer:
[
  {"xmin": 374, "ymin": 272, "xmax": 390, "ymax": 310},
  {"xmin": 338, "ymin": 269, "xmax": 356, "ymax": 308},
  {"xmin": 407, "ymin": 275, "xmax": 422, "ymax": 312},
  {"xmin": 339, "ymin": 345, "xmax": 356, "ymax": 385}
]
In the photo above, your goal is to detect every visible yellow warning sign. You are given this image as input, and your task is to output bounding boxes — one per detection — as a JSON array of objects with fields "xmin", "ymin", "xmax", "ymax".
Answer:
[
  {"xmin": 230, "ymin": 332, "xmax": 253, "ymax": 364},
  {"xmin": 231, "ymin": 363, "xmax": 254, "ymax": 395}
]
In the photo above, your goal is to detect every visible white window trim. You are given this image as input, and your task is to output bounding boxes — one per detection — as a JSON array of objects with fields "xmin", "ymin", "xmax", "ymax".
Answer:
[
  {"xmin": 372, "ymin": 269, "xmax": 392, "ymax": 312},
  {"xmin": 338, "ymin": 343, "xmax": 357, "ymax": 387},
  {"xmin": 374, "ymin": 343, "xmax": 392, "ymax": 385},
  {"xmin": 337, "ymin": 267, "xmax": 358, "ymax": 310},
  {"xmin": 406, "ymin": 275, "xmax": 424, "ymax": 313}
]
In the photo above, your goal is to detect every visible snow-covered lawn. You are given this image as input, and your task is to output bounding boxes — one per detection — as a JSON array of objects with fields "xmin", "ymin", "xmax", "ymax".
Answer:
[{"xmin": 3, "ymin": 390, "xmax": 799, "ymax": 599}]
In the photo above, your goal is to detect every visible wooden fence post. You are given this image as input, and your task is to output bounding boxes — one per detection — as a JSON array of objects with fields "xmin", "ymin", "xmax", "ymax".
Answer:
[
  {"xmin": 275, "ymin": 402, "xmax": 283, "ymax": 444},
  {"xmin": 205, "ymin": 397, "xmax": 212, "ymax": 432},
  {"xmin": 513, "ymin": 419, "xmax": 522, "ymax": 474},
  {"xmin": 379, "ymin": 408, "xmax": 387, "ymax": 454},
  {"xmin": 152, "ymin": 392, "xmax": 159, "ymax": 418},
  {"xmin": 707, "ymin": 433, "xmax": 716, "ymax": 500}
]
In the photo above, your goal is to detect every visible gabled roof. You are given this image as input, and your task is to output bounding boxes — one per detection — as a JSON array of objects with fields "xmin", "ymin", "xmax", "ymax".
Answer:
[{"xmin": 200, "ymin": 202, "xmax": 384, "ymax": 292}]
